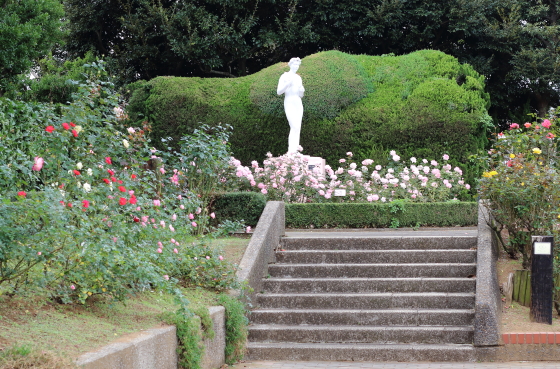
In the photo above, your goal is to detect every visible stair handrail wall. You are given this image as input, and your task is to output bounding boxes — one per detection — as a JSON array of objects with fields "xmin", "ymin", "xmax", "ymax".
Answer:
[
  {"xmin": 473, "ymin": 201, "xmax": 502, "ymax": 346},
  {"xmin": 235, "ymin": 201, "xmax": 285, "ymax": 301}
]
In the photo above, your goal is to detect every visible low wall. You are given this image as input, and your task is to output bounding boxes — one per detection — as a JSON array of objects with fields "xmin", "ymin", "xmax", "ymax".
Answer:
[
  {"xmin": 235, "ymin": 201, "xmax": 285, "ymax": 300},
  {"xmin": 76, "ymin": 306, "xmax": 226, "ymax": 369},
  {"xmin": 473, "ymin": 201, "xmax": 502, "ymax": 347}
]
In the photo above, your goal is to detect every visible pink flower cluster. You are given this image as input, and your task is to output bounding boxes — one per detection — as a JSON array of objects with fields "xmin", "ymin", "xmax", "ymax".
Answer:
[{"xmin": 230, "ymin": 152, "xmax": 470, "ymax": 203}]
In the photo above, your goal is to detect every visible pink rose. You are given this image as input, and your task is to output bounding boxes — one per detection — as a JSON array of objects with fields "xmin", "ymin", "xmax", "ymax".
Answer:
[
  {"xmin": 32, "ymin": 157, "xmax": 44, "ymax": 171},
  {"xmin": 524, "ymin": 122, "xmax": 531, "ymax": 128},
  {"xmin": 542, "ymin": 119, "xmax": 552, "ymax": 129},
  {"xmin": 191, "ymin": 222, "xmax": 197, "ymax": 227},
  {"xmin": 153, "ymin": 199, "xmax": 161, "ymax": 206},
  {"xmin": 210, "ymin": 212, "xmax": 216, "ymax": 219},
  {"xmin": 188, "ymin": 213, "xmax": 194, "ymax": 220}
]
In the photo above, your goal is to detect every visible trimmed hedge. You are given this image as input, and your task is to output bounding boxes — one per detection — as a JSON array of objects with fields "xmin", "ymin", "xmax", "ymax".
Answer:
[
  {"xmin": 285, "ymin": 202, "xmax": 478, "ymax": 228},
  {"xmin": 211, "ymin": 192, "xmax": 267, "ymax": 227},
  {"xmin": 128, "ymin": 50, "xmax": 491, "ymax": 184}
]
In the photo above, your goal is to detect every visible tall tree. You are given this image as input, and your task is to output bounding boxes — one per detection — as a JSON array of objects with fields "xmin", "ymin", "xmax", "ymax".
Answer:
[
  {"xmin": 63, "ymin": 0, "xmax": 316, "ymax": 82},
  {"xmin": 0, "ymin": 0, "xmax": 65, "ymax": 93}
]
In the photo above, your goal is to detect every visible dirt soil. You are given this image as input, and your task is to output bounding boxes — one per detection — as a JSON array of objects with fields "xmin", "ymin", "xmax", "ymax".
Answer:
[{"xmin": 497, "ymin": 255, "xmax": 560, "ymax": 332}]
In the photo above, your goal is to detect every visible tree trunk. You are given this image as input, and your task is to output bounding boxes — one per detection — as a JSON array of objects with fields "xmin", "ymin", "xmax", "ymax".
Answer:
[{"xmin": 533, "ymin": 91, "xmax": 549, "ymax": 118}]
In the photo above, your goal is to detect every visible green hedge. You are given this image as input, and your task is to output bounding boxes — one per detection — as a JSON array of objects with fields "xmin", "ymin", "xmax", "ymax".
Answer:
[
  {"xmin": 285, "ymin": 202, "xmax": 478, "ymax": 228},
  {"xmin": 128, "ymin": 50, "xmax": 491, "ymax": 184},
  {"xmin": 211, "ymin": 192, "xmax": 267, "ymax": 227}
]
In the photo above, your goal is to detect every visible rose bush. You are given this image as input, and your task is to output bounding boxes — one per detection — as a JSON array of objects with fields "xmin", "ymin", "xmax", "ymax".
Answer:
[
  {"xmin": 479, "ymin": 116, "xmax": 560, "ymax": 269},
  {"xmin": 229, "ymin": 150, "xmax": 471, "ymax": 203},
  {"xmin": 0, "ymin": 61, "xmax": 240, "ymax": 304}
]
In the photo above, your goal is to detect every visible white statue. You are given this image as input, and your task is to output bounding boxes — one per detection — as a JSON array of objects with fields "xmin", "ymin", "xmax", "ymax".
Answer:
[{"xmin": 277, "ymin": 57, "xmax": 305, "ymax": 154}]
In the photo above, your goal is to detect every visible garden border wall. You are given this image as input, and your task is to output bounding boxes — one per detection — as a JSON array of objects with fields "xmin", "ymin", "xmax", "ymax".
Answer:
[{"xmin": 75, "ymin": 306, "xmax": 225, "ymax": 369}]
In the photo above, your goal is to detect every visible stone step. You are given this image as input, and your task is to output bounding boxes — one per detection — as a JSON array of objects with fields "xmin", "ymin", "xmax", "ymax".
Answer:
[
  {"xmin": 275, "ymin": 250, "xmax": 476, "ymax": 264},
  {"xmin": 262, "ymin": 277, "xmax": 476, "ymax": 293},
  {"xmin": 248, "ymin": 325, "xmax": 474, "ymax": 344},
  {"xmin": 250, "ymin": 309, "xmax": 474, "ymax": 326},
  {"xmin": 268, "ymin": 263, "xmax": 476, "ymax": 278},
  {"xmin": 281, "ymin": 236, "xmax": 477, "ymax": 251},
  {"xmin": 256, "ymin": 292, "xmax": 475, "ymax": 309},
  {"xmin": 246, "ymin": 342, "xmax": 476, "ymax": 361}
]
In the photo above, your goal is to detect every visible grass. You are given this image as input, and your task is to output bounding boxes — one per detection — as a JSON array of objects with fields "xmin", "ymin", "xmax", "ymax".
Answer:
[{"xmin": 0, "ymin": 236, "xmax": 250, "ymax": 367}]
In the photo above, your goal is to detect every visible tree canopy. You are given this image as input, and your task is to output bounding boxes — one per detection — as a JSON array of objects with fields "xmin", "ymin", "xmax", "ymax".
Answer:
[{"xmin": 0, "ymin": 0, "xmax": 65, "ymax": 92}]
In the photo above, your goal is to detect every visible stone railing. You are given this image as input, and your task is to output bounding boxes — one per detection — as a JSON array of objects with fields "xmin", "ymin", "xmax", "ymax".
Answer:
[{"xmin": 474, "ymin": 201, "xmax": 502, "ymax": 348}]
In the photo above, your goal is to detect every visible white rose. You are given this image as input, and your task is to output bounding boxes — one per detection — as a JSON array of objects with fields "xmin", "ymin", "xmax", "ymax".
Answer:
[
  {"xmin": 76, "ymin": 162, "xmax": 83, "ymax": 170},
  {"xmin": 83, "ymin": 183, "xmax": 91, "ymax": 192},
  {"xmin": 123, "ymin": 139, "xmax": 130, "ymax": 148}
]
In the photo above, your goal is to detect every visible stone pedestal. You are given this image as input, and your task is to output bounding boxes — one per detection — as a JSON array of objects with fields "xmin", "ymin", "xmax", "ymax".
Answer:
[{"xmin": 303, "ymin": 155, "xmax": 326, "ymax": 176}]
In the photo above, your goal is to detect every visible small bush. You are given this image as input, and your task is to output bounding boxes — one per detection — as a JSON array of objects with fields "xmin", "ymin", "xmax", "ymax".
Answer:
[
  {"xmin": 285, "ymin": 202, "xmax": 478, "ymax": 228},
  {"xmin": 211, "ymin": 192, "xmax": 267, "ymax": 227}
]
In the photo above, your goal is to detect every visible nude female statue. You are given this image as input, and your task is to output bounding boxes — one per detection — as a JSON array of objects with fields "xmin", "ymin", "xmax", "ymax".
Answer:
[{"xmin": 277, "ymin": 57, "xmax": 305, "ymax": 153}]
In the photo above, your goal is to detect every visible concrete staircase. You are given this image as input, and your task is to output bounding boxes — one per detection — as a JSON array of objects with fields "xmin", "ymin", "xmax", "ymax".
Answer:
[{"xmin": 247, "ymin": 231, "xmax": 478, "ymax": 361}]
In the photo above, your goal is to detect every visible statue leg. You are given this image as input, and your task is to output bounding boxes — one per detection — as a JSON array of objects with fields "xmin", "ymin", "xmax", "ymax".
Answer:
[{"xmin": 285, "ymin": 98, "xmax": 303, "ymax": 153}]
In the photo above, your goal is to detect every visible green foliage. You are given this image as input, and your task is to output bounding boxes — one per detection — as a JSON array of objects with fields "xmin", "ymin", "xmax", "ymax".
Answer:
[
  {"xmin": 218, "ymin": 294, "xmax": 248, "ymax": 365},
  {"xmin": 0, "ymin": 0, "xmax": 65, "ymax": 92},
  {"xmin": 479, "ymin": 117, "xmax": 560, "ymax": 269},
  {"xmin": 5, "ymin": 52, "xmax": 99, "ymax": 104},
  {"xmin": 0, "ymin": 59, "xmax": 240, "ymax": 304},
  {"xmin": 63, "ymin": 0, "xmax": 315, "ymax": 82},
  {"xmin": 250, "ymin": 51, "xmax": 373, "ymax": 120},
  {"xmin": 211, "ymin": 192, "xmax": 267, "ymax": 227},
  {"xmin": 285, "ymin": 202, "xmax": 478, "ymax": 228},
  {"xmin": 162, "ymin": 309, "xmax": 204, "ymax": 369},
  {"xmin": 129, "ymin": 50, "xmax": 491, "ymax": 185},
  {"xmin": 169, "ymin": 239, "xmax": 239, "ymax": 291}
]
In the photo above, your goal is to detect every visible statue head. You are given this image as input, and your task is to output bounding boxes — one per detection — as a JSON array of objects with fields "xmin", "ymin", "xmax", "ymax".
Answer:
[{"xmin": 288, "ymin": 57, "xmax": 301, "ymax": 72}]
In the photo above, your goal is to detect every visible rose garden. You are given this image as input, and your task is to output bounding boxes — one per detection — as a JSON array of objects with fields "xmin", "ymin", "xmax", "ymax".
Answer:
[{"xmin": 2, "ymin": 1, "xmax": 560, "ymax": 367}]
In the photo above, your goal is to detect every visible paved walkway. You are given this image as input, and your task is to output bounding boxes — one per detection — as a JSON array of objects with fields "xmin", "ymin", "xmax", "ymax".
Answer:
[{"xmin": 231, "ymin": 361, "xmax": 560, "ymax": 368}]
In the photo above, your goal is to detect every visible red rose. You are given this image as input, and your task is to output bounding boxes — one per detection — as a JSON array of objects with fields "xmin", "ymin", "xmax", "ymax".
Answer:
[
  {"xmin": 67, "ymin": 203, "xmax": 73, "ymax": 208},
  {"xmin": 117, "ymin": 180, "xmax": 123, "ymax": 184},
  {"xmin": 129, "ymin": 196, "xmax": 137, "ymax": 205},
  {"xmin": 72, "ymin": 130, "xmax": 78, "ymax": 137},
  {"xmin": 60, "ymin": 201, "xmax": 65, "ymax": 206},
  {"xmin": 131, "ymin": 174, "xmax": 137, "ymax": 179},
  {"xmin": 45, "ymin": 126, "xmax": 55, "ymax": 133},
  {"xmin": 62, "ymin": 123, "xmax": 70, "ymax": 130},
  {"xmin": 119, "ymin": 197, "xmax": 127, "ymax": 206},
  {"xmin": 70, "ymin": 122, "xmax": 76, "ymax": 127},
  {"xmin": 118, "ymin": 186, "xmax": 126, "ymax": 192},
  {"xmin": 17, "ymin": 191, "xmax": 26, "ymax": 197},
  {"xmin": 82, "ymin": 200, "xmax": 90, "ymax": 208},
  {"xmin": 108, "ymin": 169, "xmax": 115, "ymax": 176},
  {"xmin": 103, "ymin": 178, "xmax": 110, "ymax": 184},
  {"xmin": 133, "ymin": 216, "xmax": 140, "ymax": 222},
  {"xmin": 105, "ymin": 157, "xmax": 112, "ymax": 165},
  {"xmin": 73, "ymin": 170, "xmax": 81, "ymax": 176},
  {"xmin": 111, "ymin": 176, "xmax": 117, "ymax": 182}
]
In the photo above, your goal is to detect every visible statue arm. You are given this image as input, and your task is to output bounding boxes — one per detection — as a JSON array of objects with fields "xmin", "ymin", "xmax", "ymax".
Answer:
[{"xmin": 277, "ymin": 73, "xmax": 290, "ymax": 95}]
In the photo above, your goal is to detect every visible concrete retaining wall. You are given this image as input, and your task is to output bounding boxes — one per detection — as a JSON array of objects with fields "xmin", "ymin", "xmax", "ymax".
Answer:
[{"xmin": 76, "ymin": 306, "xmax": 226, "ymax": 369}]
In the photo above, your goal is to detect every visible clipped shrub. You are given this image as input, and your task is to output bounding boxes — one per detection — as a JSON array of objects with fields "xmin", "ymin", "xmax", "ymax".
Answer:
[
  {"xmin": 128, "ymin": 49, "xmax": 492, "ymax": 184},
  {"xmin": 211, "ymin": 192, "xmax": 267, "ymax": 227},
  {"xmin": 285, "ymin": 201, "xmax": 478, "ymax": 228}
]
